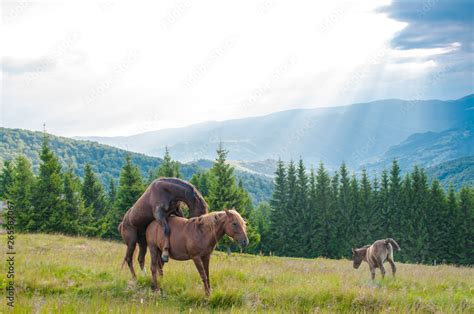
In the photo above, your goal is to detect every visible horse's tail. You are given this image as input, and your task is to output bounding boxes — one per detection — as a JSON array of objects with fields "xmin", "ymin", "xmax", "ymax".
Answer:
[
  {"xmin": 385, "ymin": 238, "xmax": 401, "ymax": 251},
  {"xmin": 118, "ymin": 222, "xmax": 123, "ymax": 234}
]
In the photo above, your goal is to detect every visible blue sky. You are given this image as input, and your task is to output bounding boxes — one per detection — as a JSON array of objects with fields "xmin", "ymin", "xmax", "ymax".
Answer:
[{"xmin": 1, "ymin": 0, "xmax": 473, "ymax": 136}]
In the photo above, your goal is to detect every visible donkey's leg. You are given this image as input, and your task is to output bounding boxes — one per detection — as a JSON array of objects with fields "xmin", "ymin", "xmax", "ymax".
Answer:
[
  {"xmin": 387, "ymin": 257, "xmax": 397, "ymax": 278},
  {"xmin": 192, "ymin": 256, "xmax": 210, "ymax": 296},
  {"xmin": 137, "ymin": 235, "xmax": 147, "ymax": 272},
  {"xmin": 202, "ymin": 254, "xmax": 211, "ymax": 291},
  {"xmin": 369, "ymin": 265, "xmax": 376, "ymax": 280},
  {"xmin": 149, "ymin": 245, "xmax": 160, "ymax": 292},
  {"xmin": 154, "ymin": 205, "xmax": 171, "ymax": 263},
  {"xmin": 378, "ymin": 259, "xmax": 386, "ymax": 279}
]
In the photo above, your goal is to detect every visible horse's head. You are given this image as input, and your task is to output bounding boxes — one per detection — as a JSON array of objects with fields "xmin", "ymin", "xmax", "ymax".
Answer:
[
  {"xmin": 188, "ymin": 189, "xmax": 209, "ymax": 218},
  {"xmin": 352, "ymin": 248, "xmax": 364, "ymax": 269},
  {"xmin": 222, "ymin": 209, "xmax": 248, "ymax": 247}
]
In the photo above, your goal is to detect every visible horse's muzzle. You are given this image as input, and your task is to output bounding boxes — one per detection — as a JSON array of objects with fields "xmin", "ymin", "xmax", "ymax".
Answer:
[{"xmin": 239, "ymin": 237, "xmax": 249, "ymax": 247}]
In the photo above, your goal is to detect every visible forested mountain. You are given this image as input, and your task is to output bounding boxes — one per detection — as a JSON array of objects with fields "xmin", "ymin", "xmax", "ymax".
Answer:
[
  {"xmin": 79, "ymin": 95, "xmax": 474, "ymax": 169},
  {"xmin": 0, "ymin": 127, "xmax": 272, "ymax": 203},
  {"xmin": 426, "ymin": 157, "xmax": 474, "ymax": 190},
  {"xmin": 368, "ymin": 122, "xmax": 474, "ymax": 171}
]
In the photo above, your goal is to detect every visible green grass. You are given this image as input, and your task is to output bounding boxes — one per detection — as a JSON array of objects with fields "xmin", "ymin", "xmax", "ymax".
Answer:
[{"xmin": 1, "ymin": 234, "xmax": 472, "ymax": 313}]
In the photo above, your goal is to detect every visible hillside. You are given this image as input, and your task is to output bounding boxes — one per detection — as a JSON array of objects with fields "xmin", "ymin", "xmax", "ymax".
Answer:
[
  {"xmin": 0, "ymin": 128, "xmax": 272, "ymax": 204},
  {"xmin": 1, "ymin": 234, "xmax": 472, "ymax": 313},
  {"xmin": 78, "ymin": 95, "xmax": 474, "ymax": 169},
  {"xmin": 426, "ymin": 156, "xmax": 474, "ymax": 190},
  {"xmin": 367, "ymin": 122, "xmax": 474, "ymax": 172}
]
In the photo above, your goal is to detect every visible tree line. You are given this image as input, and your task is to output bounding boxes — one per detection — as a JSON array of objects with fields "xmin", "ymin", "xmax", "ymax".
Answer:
[
  {"xmin": 1, "ymin": 133, "xmax": 472, "ymax": 265},
  {"xmin": 257, "ymin": 159, "xmax": 473, "ymax": 265},
  {"xmin": 0, "ymin": 135, "xmax": 260, "ymax": 251}
]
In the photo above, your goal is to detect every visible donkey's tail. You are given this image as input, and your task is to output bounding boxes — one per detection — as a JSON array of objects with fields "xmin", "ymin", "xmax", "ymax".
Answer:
[{"xmin": 385, "ymin": 238, "xmax": 401, "ymax": 251}]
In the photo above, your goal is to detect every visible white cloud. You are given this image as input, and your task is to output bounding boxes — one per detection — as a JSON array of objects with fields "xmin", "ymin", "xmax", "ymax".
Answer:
[{"xmin": 0, "ymin": 0, "xmax": 460, "ymax": 137}]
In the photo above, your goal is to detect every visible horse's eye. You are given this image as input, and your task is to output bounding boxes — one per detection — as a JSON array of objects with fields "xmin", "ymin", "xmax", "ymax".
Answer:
[{"xmin": 232, "ymin": 222, "xmax": 237, "ymax": 227}]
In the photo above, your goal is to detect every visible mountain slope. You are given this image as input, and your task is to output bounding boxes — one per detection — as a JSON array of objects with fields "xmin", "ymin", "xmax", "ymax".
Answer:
[
  {"xmin": 0, "ymin": 128, "xmax": 272, "ymax": 203},
  {"xmin": 367, "ymin": 122, "xmax": 474, "ymax": 172},
  {"xmin": 426, "ymin": 156, "xmax": 474, "ymax": 190},
  {"xmin": 78, "ymin": 95, "xmax": 474, "ymax": 169}
]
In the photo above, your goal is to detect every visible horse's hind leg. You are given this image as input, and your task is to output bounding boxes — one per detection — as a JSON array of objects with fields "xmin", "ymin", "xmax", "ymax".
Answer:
[
  {"xmin": 137, "ymin": 234, "xmax": 147, "ymax": 272},
  {"xmin": 122, "ymin": 227, "xmax": 138, "ymax": 280},
  {"xmin": 387, "ymin": 257, "xmax": 397, "ymax": 278}
]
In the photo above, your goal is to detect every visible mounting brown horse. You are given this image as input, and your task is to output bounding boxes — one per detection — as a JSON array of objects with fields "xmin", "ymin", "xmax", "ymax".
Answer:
[
  {"xmin": 146, "ymin": 209, "xmax": 248, "ymax": 296},
  {"xmin": 118, "ymin": 177, "xmax": 208, "ymax": 279},
  {"xmin": 352, "ymin": 238, "xmax": 401, "ymax": 280}
]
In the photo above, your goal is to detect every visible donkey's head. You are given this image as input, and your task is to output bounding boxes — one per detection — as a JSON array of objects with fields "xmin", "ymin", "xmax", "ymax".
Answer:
[
  {"xmin": 222, "ymin": 209, "xmax": 248, "ymax": 247},
  {"xmin": 352, "ymin": 248, "xmax": 365, "ymax": 269}
]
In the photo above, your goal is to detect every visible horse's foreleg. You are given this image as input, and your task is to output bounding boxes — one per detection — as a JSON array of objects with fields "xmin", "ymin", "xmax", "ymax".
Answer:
[
  {"xmin": 149, "ymin": 245, "xmax": 160, "ymax": 292},
  {"xmin": 369, "ymin": 265, "xmax": 376, "ymax": 280},
  {"xmin": 193, "ymin": 256, "xmax": 210, "ymax": 296},
  {"xmin": 378, "ymin": 259, "xmax": 386, "ymax": 279},
  {"xmin": 202, "ymin": 255, "xmax": 211, "ymax": 292},
  {"xmin": 154, "ymin": 205, "xmax": 171, "ymax": 263}
]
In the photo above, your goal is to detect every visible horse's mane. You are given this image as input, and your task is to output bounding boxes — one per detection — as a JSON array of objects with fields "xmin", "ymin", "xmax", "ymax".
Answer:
[{"xmin": 190, "ymin": 210, "xmax": 246, "ymax": 230}]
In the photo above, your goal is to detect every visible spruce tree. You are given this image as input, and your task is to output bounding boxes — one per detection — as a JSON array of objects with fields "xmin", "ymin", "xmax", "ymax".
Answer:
[
  {"xmin": 82, "ymin": 164, "xmax": 108, "ymax": 219},
  {"xmin": 154, "ymin": 146, "xmax": 182, "ymax": 179},
  {"xmin": 284, "ymin": 160, "xmax": 298, "ymax": 255},
  {"xmin": 458, "ymin": 187, "xmax": 474, "ymax": 265},
  {"xmin": 269, "ymin": 159, "xmax": 287, "ymax": 254},
  {"xmin": 32, "ymin": 134, "xmax": 67, "ymax": 233},
  {"xmin": 0, "ymin": 160, "xmax": 14, "ymax": 200},
  {"xmin": 360, "ymin": 169, "xmax": 373, "ymax": 244},
  {"xmin": 295, "ymin": 158, "xmax": 309, "ymax": 256},
  {"xmin": 208, "ymin": 143, "xmax": 239, "ymax": 211},
  {"xmin": 63, "ymin": 168, "xmax": 84, "ymax": 234},
  {"xmin": 314, "ymin": 162, "xmax": 332, "ymax": 257},
  {"xmin": 9, "ymin": 156, "xmax": 35, "ymax": 231},
  {"xmin": 103, "ymin": 155, "xmax": 145, "ymax": 239},
  {"xmin": 427, "ymin": 179, "xmax": 448, "ymax": 264},
  {"xmin": 388, "ymin": 160, "xmax": 402, "ymax": 240},
  {"xmin": 337, "ymin": 163, "xmax": 351, "ymax": 257}
]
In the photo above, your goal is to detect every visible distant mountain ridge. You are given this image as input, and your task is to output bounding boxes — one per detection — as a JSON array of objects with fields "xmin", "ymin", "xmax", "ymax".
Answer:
[
  {"xmin": 78, "ymin": 95, "xmax": 474, "ymax": 170},
  {"xmin": 0, "ymin": 128, "xmax": 273, "ymax": 204}
]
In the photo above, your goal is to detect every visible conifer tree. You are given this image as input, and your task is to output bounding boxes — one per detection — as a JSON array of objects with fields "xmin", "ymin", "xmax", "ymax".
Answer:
[
  {"xmin": 32, "ymin": 134, "xmax": 67, "ymax": 233},
  {"xmin": 103, "ymin": 155, "xmax": 145, "ymax": 239},
  {"xmin": 337, "ymin": 163, "xmax": 351, "ymax": 257},
  {"xmin": 155, "ymin": 146, "xmax": 182, "ymax": 179},
  {"xmin": 269, "ymin": 159, "xmax": 287, "ymax": 254},
  {"xmin": 313, "ymin": 163, "xmax": 332, "ymax": 257},
  {"xmin": 9, "ymin": 156, "xmax": 35, "ymax": 231},
  {"xmin": 63, "ymin": 168, "xmax": 84, "ymax": 234},
  {"xmin": 360, "ymin": 169, "xmax": 373, "ymax": 244},
  {"xmin": 427, "ymin": 179, "xmax": 448, "ymax": 264},
  {"xmin": 295, "ymin": 158, "xmax": 309, "ymax": 256},
  {"xmin": 458, "ymin": 187, "xmax": 474, "ymax": 265},
  {"xmin": 82, "ymin": 164, "xmax": 107, "ymax": 219},
  {"xmin": 0, "ymin": 160, "xmax": 14, "ymax": 200},
  {"xmin": 284, "ymin": 160, "xmax": 298, "ymax": 255},
  {"xmin": 388, "ymin": 160, "xmax": 402, "ymax": 240}
]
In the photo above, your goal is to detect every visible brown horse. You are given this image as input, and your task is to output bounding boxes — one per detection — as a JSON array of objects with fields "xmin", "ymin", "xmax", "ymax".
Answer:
[
  {"xmin": 146, "ymin": 209, "xmax": 248, "ymax": 296},
  {"xmin": 118, "ymin": 177, "xmax": 208, "ymax": 279},
  {"xmin": 352, "ymin": 238, "xmax": 401, "ymax": 280}
]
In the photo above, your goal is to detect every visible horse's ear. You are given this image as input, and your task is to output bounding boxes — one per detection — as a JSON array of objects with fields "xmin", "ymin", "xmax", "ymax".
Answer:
[
  {"xmin": 352, "ymin": 248, "xmax": 356, "ymax": 254},
  {"xmin": 224, "ymin": 208, "xmax": 230, "ymax": 216}
]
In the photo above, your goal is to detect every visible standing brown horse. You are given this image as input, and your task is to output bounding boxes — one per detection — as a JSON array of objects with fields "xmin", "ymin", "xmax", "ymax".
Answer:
[
  {"xmin": 118, "ymin": 178, "xmax": 208, "ymax": 279},
  {"xmin": 352, "ymin": 238, "xmax": 401, "ymax": 280},
  {"xmin": 146, "ymin": 209, "xmax": 248, "ymax": 296}
]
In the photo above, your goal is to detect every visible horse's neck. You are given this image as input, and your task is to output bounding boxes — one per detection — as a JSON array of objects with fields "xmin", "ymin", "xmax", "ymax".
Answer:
[{"xmin": 202, "ymin": 218, "xmax": 226, "ymax": 248}]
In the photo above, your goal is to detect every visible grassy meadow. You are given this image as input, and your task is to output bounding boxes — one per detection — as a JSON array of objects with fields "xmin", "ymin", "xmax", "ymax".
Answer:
[{"xmin": 0, "ymin": 234, "xmax": 472, "ymax": 313}]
